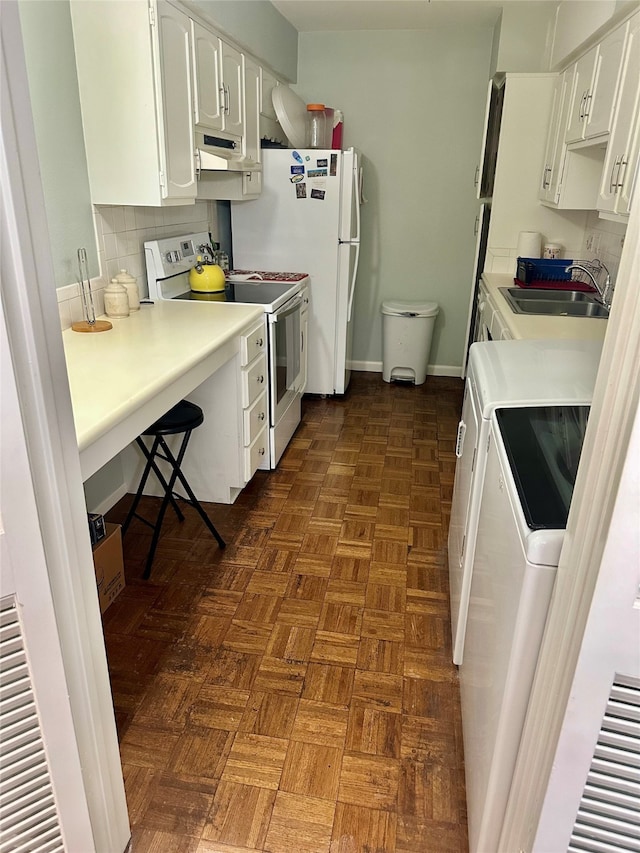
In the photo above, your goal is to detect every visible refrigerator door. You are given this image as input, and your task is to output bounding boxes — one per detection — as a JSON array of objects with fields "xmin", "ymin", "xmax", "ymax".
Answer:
[
  {"xmin": 339, "ymin": 149, "xmax": 360, "ymax": 243},
  {"xmin": 232, "ymin": 149, "xmax": 351, "ymax": 396},
  {"xmin": 334, "ymin": 240, "xmax": 360, "ymax": 394}
]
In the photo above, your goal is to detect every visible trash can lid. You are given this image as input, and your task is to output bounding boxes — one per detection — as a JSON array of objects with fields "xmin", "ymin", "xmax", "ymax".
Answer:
[{"xmin": 381, "ymin": 300, "xmax": 439, "ymax": 318}]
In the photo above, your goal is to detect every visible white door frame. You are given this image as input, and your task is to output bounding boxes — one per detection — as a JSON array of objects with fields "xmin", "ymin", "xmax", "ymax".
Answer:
[{"xmin": 1, "ymin": 6, "xmax": 129, "ymax": 851}]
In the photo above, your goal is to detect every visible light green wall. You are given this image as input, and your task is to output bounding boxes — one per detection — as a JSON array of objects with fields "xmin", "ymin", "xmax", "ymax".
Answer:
[
  {"xmin": 192, "ymin": 0, "xmax": 298, "ymax": 80},
  {"xmin": 295, "ymin": 28, "xmax": 493, "ymax": 371},
  {"xmin": 18, "ymin": 0, "xmax": 98, "ymax": 285}
]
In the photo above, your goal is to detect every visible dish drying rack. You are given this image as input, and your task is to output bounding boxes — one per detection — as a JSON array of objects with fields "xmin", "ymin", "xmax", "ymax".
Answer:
[{"xmin": 515, "ymin": 257, "xmax": 607, "ymax": 293}]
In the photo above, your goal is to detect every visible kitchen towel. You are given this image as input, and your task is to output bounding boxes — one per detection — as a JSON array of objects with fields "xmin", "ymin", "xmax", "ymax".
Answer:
[{"xmin": 517, "ymin": 231, "xmax": 542, "ymax": 258}]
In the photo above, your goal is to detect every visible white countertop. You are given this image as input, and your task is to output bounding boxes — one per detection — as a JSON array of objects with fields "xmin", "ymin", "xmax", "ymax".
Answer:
[
  {"xmin": 482, "ymin": 272, "xmax": 608, "ymax": 342},
  {"xmin": 63, "ymin": 300, "xmax": 263, "ymax": 479}
]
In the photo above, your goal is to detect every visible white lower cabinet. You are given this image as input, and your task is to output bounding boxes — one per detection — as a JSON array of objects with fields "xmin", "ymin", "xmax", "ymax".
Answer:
[
  {"xmin": 239, "ymin": 321, "xmax": 269, "ymax": 477},
  {"xmin": 126, "ymin": 316, "xmax": 268, "ymax": 504}
]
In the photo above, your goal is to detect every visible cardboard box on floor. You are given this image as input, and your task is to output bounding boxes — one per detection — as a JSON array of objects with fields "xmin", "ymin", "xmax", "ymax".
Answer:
[{"xmin": 92, "ymin": 522, "xmax": 125, "ymax": 614}]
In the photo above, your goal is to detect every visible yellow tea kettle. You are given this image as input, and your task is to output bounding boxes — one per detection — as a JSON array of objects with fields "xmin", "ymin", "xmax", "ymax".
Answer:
[{"xmin": 189, "ymin": 256, "xmax": 226, "ymax": 293}]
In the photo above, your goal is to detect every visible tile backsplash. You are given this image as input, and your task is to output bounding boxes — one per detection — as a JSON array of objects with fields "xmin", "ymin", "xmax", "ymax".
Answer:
[
  {"xmin": 485, "ymin": 211, "xmax": 627, "ymax": 290},
  {"xmin": 57, "ymin": 201, "xmax": 218, "ymax": 329},
  {"xmin": 580, "ymin": 211, "xmax": 626, "ymax": 289}
]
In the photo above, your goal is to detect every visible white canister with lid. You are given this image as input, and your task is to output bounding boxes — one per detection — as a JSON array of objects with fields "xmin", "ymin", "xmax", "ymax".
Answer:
[
  {"xmin": 112, "ymin": 269, "xmax": 140, "ymax": 311},
  {"xmin": 104, "ymin": 278, "xmax": 130, "ymax": 318}
]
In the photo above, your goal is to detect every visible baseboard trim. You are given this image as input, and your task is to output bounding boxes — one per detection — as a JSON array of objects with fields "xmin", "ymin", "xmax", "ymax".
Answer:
[
  {"xmin": 87, "ymin": 483, "xmax": 128, "ymax": 516},
  {"xmin": 350, "ymin": 360, "xmax": 462, "ymax": 378}
]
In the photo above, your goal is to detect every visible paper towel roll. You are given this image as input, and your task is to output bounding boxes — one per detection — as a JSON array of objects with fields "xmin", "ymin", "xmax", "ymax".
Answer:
[{"xmin": 517, "ymin": 231, "xmax": 542, "ymax": 258}]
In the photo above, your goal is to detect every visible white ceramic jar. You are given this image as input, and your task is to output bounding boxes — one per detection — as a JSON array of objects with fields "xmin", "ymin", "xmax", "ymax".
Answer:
[
  {"xmin": 104, "ymin": 279, "xmax": 130, "ymax": 318},
  {"xmin": 112, "ymin": 269, "xmax": 140, "ymax": 311}
]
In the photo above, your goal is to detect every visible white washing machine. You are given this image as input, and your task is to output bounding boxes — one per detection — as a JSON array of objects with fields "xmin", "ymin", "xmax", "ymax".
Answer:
[
  {"xmin": 460, "ymin": 401, "xmax": 591, "ymax": 853},
  {"xmin": 448, "ymin": 339, "xmax": 602, "ymax": 665}
]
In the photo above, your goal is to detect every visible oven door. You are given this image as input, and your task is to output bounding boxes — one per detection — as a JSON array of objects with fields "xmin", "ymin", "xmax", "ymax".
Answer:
[{"xmin": 268, "ymin": 294, "xmax": 303, "ymax": 426}]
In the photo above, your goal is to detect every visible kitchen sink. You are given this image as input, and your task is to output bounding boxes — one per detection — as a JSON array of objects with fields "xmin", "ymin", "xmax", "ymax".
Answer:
[{"xmin": 499, "ymin": 288, "xmax": 609, "ymax": 319}]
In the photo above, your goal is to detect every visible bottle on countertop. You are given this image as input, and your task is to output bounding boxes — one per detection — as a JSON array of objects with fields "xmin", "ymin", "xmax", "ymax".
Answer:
[{"xmin": 111, "ymin": 269, "xmax": 140, "ymax": 311}]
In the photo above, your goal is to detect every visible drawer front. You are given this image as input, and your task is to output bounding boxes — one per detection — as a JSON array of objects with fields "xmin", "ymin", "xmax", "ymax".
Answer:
[
  {"xmin": 242, "ymin": 353, "xmax": 267, "ymax": 407},
  {"xmin": 244, "ymin": 426, "xmax": 268, "ymax": 482},
  {"xmin": 244, "ymin": 390, "xmax": 268, "ymax": 446},
  {"xmin": 241, "ymin": 320, "xmax": 267, "ymax": 366}
]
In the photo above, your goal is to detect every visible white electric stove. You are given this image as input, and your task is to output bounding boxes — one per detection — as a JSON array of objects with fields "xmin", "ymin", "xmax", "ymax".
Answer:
[{"xmin": 144, "ymin": 232, "xmax": 310, "ymax": 468}]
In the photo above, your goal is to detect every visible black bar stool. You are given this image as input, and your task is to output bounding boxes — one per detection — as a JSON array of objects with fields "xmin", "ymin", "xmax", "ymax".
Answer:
[{"xmin": 122, "ymin": 399, "xmax": 225, "ymax": 578}]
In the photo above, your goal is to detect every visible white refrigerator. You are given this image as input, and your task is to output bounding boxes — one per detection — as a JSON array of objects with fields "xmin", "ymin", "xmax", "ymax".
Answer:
[{"xmin": 231, "ymin": 147, "xmax": 361, "ymax": 396}]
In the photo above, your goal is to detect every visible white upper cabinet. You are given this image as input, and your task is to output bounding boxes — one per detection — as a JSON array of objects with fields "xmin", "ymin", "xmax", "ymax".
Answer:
[
  {"xmin": 243, "ymin": 57, "xmax": 261, "ymax": 168},
  {"xmin": 540, "ymin": 72, "xmax": 570, "ymax": 204},
  {"xmin": 565, "ymin": 23, "xmax": 627, "ymax": 143},
  {"xmin": 192, "ymin": 24, "xmax": 244, "ymax": 142},
  {"xmin": 155, "ymin": 2, "xmax": 196, "ymax": 200},
  {"xmin": 70, "ymin": 0, "xmax": 196, "ymax": 206},
  {"xmin": 598, "ymin": 11, "xmax": 640, "ymax": 219},
  {"xmin": 221, "ymin": 43, "xmax": 245, "ymax": 140},
  {"xmin": 192, "ymin": 21, "xmax": 224, "ymax": 132}
]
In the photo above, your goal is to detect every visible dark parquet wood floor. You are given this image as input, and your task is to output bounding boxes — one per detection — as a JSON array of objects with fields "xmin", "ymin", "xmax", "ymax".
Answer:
[{"xmin": 104, "ymin": 372, "xmax": 468, "ymax": 853}]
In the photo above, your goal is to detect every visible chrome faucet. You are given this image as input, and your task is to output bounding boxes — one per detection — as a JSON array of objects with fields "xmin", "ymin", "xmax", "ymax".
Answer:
[{"xmin": 565, "ymin": 262, "xmax": 611, "ymax": 309}]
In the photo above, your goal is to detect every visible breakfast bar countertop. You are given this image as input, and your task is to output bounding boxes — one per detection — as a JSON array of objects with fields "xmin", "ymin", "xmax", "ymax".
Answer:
[
  {"xmin": 482, "ymin": 272, "xmax": 609, "ymax": 342},
  {"xmin": 62, "ymin": 300, "xmax": 264, "ymax": 480}
]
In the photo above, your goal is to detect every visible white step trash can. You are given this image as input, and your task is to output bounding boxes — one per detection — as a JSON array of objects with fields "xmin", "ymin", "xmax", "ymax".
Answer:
[{"xmin": 381, "ymin": 300, "xmax": 439, "ymax": 385}]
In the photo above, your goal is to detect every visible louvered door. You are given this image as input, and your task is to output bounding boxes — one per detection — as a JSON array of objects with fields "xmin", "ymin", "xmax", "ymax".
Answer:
[
  {"xmin": 569, "ymin": 674, "xmax": 640, "ymax": 852},
  {"xmin": 0, "ymin": 597, "xmax": 64, "ymax": 852}
]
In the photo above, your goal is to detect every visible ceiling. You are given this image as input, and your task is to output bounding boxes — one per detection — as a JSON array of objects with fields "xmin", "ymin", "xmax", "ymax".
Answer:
[{"xmin": 270, "ymin": 1, "xmax": 507, "ymax": 32}]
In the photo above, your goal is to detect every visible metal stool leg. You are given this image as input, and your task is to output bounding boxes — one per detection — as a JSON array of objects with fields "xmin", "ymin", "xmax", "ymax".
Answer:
[
  {"xmin": 142, "ymin": 431, "xmax": 191, "ymax": 579},
  {"xmin": 141, "ymin": 429, "xmax": 225, "ymax": 579},
  {"xmin": 122, "ymin": 436, "xmax": 184, "ymax": 536},
  {"xmin": 160, "ymin": 436, "xmax": 226, "ymax": 550}
]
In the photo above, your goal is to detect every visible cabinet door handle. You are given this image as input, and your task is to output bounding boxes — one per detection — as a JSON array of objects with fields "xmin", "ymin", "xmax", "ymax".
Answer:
[
  {"xmin": 194, "ymin": 150, "xmax": 201, "ymax": 180},
  {"xmin": 258, "ymin": 411, "xmax": 265, "ymax": 421},
  {"xmin": 257, "ymin": 375, "xmax": 264, "ymax": 384},
  {"xmin": 474, "ymin": 216, "xmax": 479, "ymax": 236},
  {"xmin": 255, "ymin": 337, "xmax": 263, "ymax": 347},
  {"xmin": 578, "ymin": 91, "xmax": 586, "ymax": 120},
  {"xmin": 224, "ymin": 84, "xmax": 230, "ymax": 115},
  {"xmin": 473, "ymin": 165, "xmax": 479, "ymax": 188},
  {"xmin": 583, "ymin": 91, "xmax": 592, "ymax": 120},
  {"xmin": 609, "ymin": 156, "xmax": 620, "ymax": 194},
  {"xmin": 543, "ymin": 165, "xmax": 551, "ymax": 190},
  {"xmin": 219, "ymin": 86, "xmax": 226, "ymax": 115},
  {"xmin": 616, "ymin": 157, "xmax": 628, "ymax": 191},
  {"xmin": 259, "ymin": 447, "xmax": 266, "ymax": 456}
]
